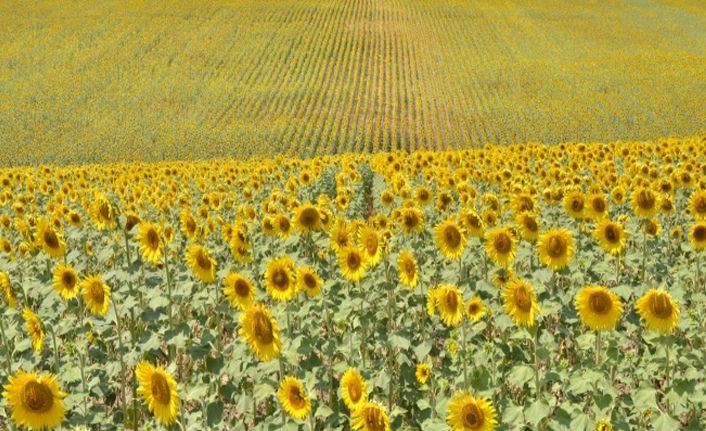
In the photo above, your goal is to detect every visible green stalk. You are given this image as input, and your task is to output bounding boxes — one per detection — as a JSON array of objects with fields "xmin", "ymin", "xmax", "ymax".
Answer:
[
  {"xmin": 50, "ymin": 327, "xmax": 60, "ymax": 373},
  {"xmin": 533, "ymin": 326, "xmax": 541, "ymax": 399},
  {"xmin": 111, "ymin": 298, "xmax": 129, "ymax": 426},
  {"xmin": 641, "ymin": 225, "xmax": 647, "ymax": 282},
  {"xmin": 665, "ymin": 339, "xmax": 671, "ymax": 414},
  {"xmin": 78, "ymin": 350, "xmax": 88, "ymax": 419},
  {"xmin": 0, "ymin": 316, "xmax": 13, "ymax": 376},
  {"xmin": 461, "ymin": 320, "xmax": 469, "ymax": 390},
  {"xmin": 595, "ymin": 331, "xmax": 602, "ymax": 367}
]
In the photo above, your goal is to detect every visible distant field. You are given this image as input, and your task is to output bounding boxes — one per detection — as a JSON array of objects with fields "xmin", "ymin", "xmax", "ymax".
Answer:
[{"xmin": 1, "ymin": 0, "xmax": 705, "ymax": 165}]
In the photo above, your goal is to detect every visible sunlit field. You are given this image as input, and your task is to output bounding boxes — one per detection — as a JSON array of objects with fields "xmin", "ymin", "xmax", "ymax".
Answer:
[
  {"xmin": 1, "ymin": 137, "xmax": 706, "ymax": 430},
  {"xmin": 1, "ymin": 0, "xmax": 706, "ymax": 165}
]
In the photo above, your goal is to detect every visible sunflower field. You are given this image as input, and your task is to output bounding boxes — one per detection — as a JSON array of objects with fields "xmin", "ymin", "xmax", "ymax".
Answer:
[{"xmin": 1, "ymin": 136, "xmax": 706, "ymax": 430}]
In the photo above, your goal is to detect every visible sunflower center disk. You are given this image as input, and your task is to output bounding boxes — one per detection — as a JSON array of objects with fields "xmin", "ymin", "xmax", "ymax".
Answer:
[
  {"xmin": 90, "ymin": 282, "xmax": 105, "ymax": 304},
  {"xmin": 196, "ymin": 252, "xmax": 211, "ymax": 270},
  {"xmin": 289, "ymin": 388, "xmax": 305, "ymax": 408},
  {"xmin": 461, "ymin": 403, "xmax": 485, "ymax": 429},
  {"xmin": 304, "ymin": 274, "xmax": 317, "ymax": 290},
  {"xmin": 547, "ymin": 236, "xmax": 567, "ymax": 258},
  {"xmin": 147, "ymin": 230, "xmax": 160, "ymax": 248},
  {"xmin": 694, "ymin": 226, "xmax": 706, "ymax": 242},
  {"xmin": 493, "ymin": 234, "xmax": 511, "ymax": 254},
  {"xmin": 514, "ymin": 288, "xmax": 532, "ymax": 312},
  {"xmin": 300, "ymin": 208, "xmax": 319, "ymax": 227},
  {"xmin": 638, "ymin": 191, "xmax": 655, "ymax": 209},
  {"xmin": 151, "ymin": 373, "xmax": 172, "ymax": 405},
  {"xmin": 605, "ymin": 226, "xmax": 618, "ymax": 243},
  {"xmin": 589, "ymin": 292, "xmax": 612, "ymax": 315},
  {"xmin": 234, "ymin": 280, "xmax": 250, "ymax": 297},
  {"xmin": 348, "ymin": 382, "xmax": 362, "ymax": 402},
  {"xmin": 272, "ymin": 270, "xmax": 289, "ymax": 291},
  {"xmin": 43, "ymin": 231, "xmax": 59, "ymax": 248},
  {"xmin": 253, "ymin": 312, "xmax": 274, "ymax": 343},
  {"xmin": 364, "ymin": 409, "xmax": 387, "ymax": 431},
  {"xmin": 651, "ymin": 294, "xmax": 673, "ymax": 319},
  {"xmin": 22, "ymin": 381, "xmax": 53, "ymax": 413},
  {"xmin": 62, "ymin": 272, "xmax": 76, "ymax": 288},
  {"xmin": 444, "ymin": 226, "xmax": 462, "ymax": 248},
  {"xmin": 571, "ymin": 199, "xmax": 583, "ymax": 212},
  {"xmin": 347, "ymin": 253, "xmax": 361, "ymax": 270}
]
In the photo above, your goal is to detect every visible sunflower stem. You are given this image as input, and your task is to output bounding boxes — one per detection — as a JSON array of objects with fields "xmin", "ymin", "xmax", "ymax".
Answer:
[
  {"xmin": 50, "ymin": 326, "xmax": 60, "ymax": 373},
  {"xmin": 640, "ymin": 225, "xmax": 647, "ymax": 282},
  {"xmin": 0, "ymin": 315, "xmax": 12, "ymax": 376},
  {"xmin": 533, "ymin": 326, "xmax": 541, "ymax": 399},
  {"xmin": 162, "ymin": 249, "xmax": 175, "ymax": 360},
  {"xmin": 111, "ymin": 297, "xmax": 130, "ymax": 427},
  {"xmin": 252, "ymin": 382, "xmax": 258, "ymax": 426},
  {"xmin": 461, "ymin": 320, "xmax": 469, "ymax": 390},
  {"xmin": 665, "ymin": 338, "xmax": 671, "ymax": 414},
  {"xmin": 595, "ymin": 331, "xmax": 602, "ymax": 367},
  {"xmin": 78, "ymin": 350, "xmax": 88, "ymax": 419}
]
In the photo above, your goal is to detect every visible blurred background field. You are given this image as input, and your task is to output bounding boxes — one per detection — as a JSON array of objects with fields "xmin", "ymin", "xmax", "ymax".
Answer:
[{"xmin": 1, "ymin": 0, "xmax": 705, "ymax": 166}]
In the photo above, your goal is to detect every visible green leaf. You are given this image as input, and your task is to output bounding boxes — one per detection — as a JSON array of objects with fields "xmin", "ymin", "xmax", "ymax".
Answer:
[
  {"xmin": 653, "ymin": 412, "xmax": 680, "ymax": 431},
  {"xmin": 569, "ymin": 413, "xmax": 592, "ymax": 431},
  {"xmin": 389, "ymin": 335, "xmax": 410, "ymax": 350},
  {"xmin": 509, "ymin": 365, "xmax": 534, "ymax": 387},
  {"xmin": 525, "ymin": 399, "xmax": 551, "ymax": 427},
  {"xmin": 207, "ymin": 401, "xmax": 223, "ymax": 426},
  {"xmin": 413, "ymin": 341, "xmax": 432, "ymax": 361}
]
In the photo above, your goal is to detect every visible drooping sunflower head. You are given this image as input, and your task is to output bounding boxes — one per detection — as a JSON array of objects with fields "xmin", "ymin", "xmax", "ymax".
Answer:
[
  {"xmin": 294, "ymin": 203, "xmax": 322, "ymax": 234},
  {"xmin": 22, "ymin": 308, "xmax": 44, "ymax": 353},
  {"xmin": 278, "ymin": 376, "xmax": 311, "ymax": 421},
  {"xmin": 135, "ymin": 361, "xmax": 180, "ymax": 426},
  {"xmin": 296, "ymin": 266, "xmax": 323, "ymax": 298},
  {"xmin": 446, "ymin": 391, "xmax": 498, "ymax": 431},
  {"xmin": 688, "ymin": 189, "xmax": 706, "ymax": 220},
  {"xmin": 265, "ymin": 256, "xmax": 297, "ymax": 301},
  {"xmin": 351, "ymin": 402, "xmax": 391, "ymax": 431},
  {"xmin": 593, "ymin": 220, "xmax": 626, "ymax": 255},
  {"xmin": 338, "ymin": 246, "xmax": 367, "ymax": 282},
  {"xmin": 515, "ymin": 211, "xmax": 540, "ymax": 242},
  {"xmin": 138, "ymin": 222, "xmax": 163, "ymax": 264},
  {"xmin": 239, "ymin": 304, "xmax": 282, "ymax": 362},
  {"xmin": 223, "ymin": 272, "xmax": 256, "ymax": 311},
  {"xmin": 415, "ymin": 363, "xmax": 431, "ymax": 385},
  {"xmin": 434, "ymin": 218, "xmax": 467, "ymax": 259},
  {"xmin": 397, "ymin": 250, "xmax": 418, "ymax": 288},
  {"xmin": 631, "ymin": 187, "xmax": 658, "ymax": 218},
  {"xmin": 1, "ymin": 271, "xmax": 17, "ymax": 308},
  {"xmin": 81, "ymin": 275, "xmax": 111, "ymax": 316},
  {"xmin": 503, "ymin": 278, "xmax": 540, "ymax": 328},
  {"xmin": 36, "ymin": 218, "xmax": 65, "ymax": 259},
  {"xmin": 436, "ymin": 284, "xmax": 464, "ymax": 328},
  {"xmin": 537, "ymin": 228, "xmax": 575, "ymax": 270},
  {"xmin": 689, "ymin": 221, "xmax": 706, "ymax": 251},
  {"xmin": 466, "ymin": 297, "xmax": 486, "ymax": 321},
  {"xmin": 185, "ymin": 244, "xmax": 217, "ymax": 284},
  {"xmin": 575, "ymin": 285, "xmax": 623, "ymax": 331},
  {"xmin": 52, "ymin": 264, "xmax": 79, "ymax": 301},
  {"xmin": 484, "ymin": 226, "xmax": 516, "ymax": 268},
  {"xmin": 2, "ymin": 370, "xmax": 67, "ymax": 431},
  {"xmin": 635, "ymin": 289, "xmax": 679, "ymax": 334},
  {"xmin": 340, "ymin": 368, "xmax": 367, "ymax": 411}
]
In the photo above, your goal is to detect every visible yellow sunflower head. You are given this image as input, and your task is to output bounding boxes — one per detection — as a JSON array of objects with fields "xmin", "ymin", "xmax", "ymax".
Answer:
[
  {"xmin": 135, "ymin": 361, "xmax": 180, "ymax": 426},
  {"xmin": 338, "ymin": 246, "xmax": 367, "ymax": 282},
  {"xmin": 466, "ymin": 297, "xmax": 486, "ymax": 322},
  {"xmin": 593, "ymin": 220, "xmax": 626, "ymax": 255},
  {"xmin": 595, "ymin": 418, "xmax": 613, "ymax": 431},
  {"xmin": 575, "ymin": 285, "xmax": 623, "ymax": 331},
  {"xmin": 631, "ymin": 187, "xmax": 659, "ymax": 218},
  {"xmin": 278, "ymin": 376, "xmax": 311, "ymax": 421},
  {"xmin": 446, "ymin": 391, "xmax": 498, "ymax": 431},
  {"xmin": 563, "ymin": 191, "xmax": 585, "ymax": 219},
  {"xmin": 297, "ymin": 266, "xmax": 323, "ymax": 298},
  {"xmin": 275, "ymin": 213, "xmax": 292, "ymax": 238},
  {"xmin": 688, "ymin": 189, "xmax": 706, "ymax": 220},
  {"xmin": 503, "ymin": 279, "xmax": 540, "ymax": 328},
  {"xmin": 515, "ymin": 212, "xmax": 539, "ymax": 242},
  {"xmin": 52, "ymin": 264, "xmax": 79, "ymax": 301},
  {"xmin": 689, "ymin": 221, "xmax": 706, "ymax": 251},
  {"xmin": 537, "ymin": 228, "xmax": 575, "ymax": 270},
  {"xmin": 223, "ymin": 272, "xmax": 256, "ymax": 311},
  {"xmin": 22, "ymin": 308, "xmax": 44, "ymax": 353},
  {"xmin": 397, "ymin": 250, "xmax": 418, "ymax": 288},
  {"xmin": 36, "ymin": 218, "xmax": 65, "ymax": 259},
  {"xmin": 460, "ymin": 210, "xmax": 484, "ymax": 238},
  {"xmin": 635, "ymin": 289, "xmax": 679, "ymax": 334},
  {"xmin": 434, "ymin": 218, "xmax": 467, "ymax": 259},
  {"xmin": 415, "ymin": 363, "xmax": 431, "ymax": 385},
  {"xmin": 359, "ymin": 226, "xmax": 384, "ymax": 267},
  {"xmin": 351, "ymin": 402, "xmax": 391, "ymax": 431},
  {"xmin": 185, "ymin": 244, "xmax": 216, "ymax": 283},
  {"xmin": 265, "ymin": 256, "xmax": 297, "ymax": 301},
  {"xmin": 436, "ymin": 284, "xmax": 464, "ymax": 327},
  {"xmin": 294, "ymin": 203, "xmax": 322, "ymax": 234},
  {"xmin": 340, "ymin": 368, "xmax": 367, "ymax": 411},
  {"xmin": 586, "ymin": 194, "xmax": 608, "ymax": 220},
  {"xmin": 1, "ymin": 271, "xmax": 17, "ymax": 308},
  {"xmin": 81, "ymin": 275, "xmax": 111, "ymax": 316},
  {"xmin": 484, "ymin": 227, "xmax": 517, "ymax": 268},
  {"xmin": 398, "ymin": 206, "xmax": 425, "ymax": 234},
  {"xmin": 644, "ymin": 219, "xmax": 661, "ymax": 237},
  {"xmin": 239, "ymin": 304, "xmax": 282, "ymax": 362},
  {"xmin": 2, "ymin": 370, "xmax": 67, "ymax": 431},
  {"xmin": 138, "ymin": 222, "xmax": 163, "ymax": 265}
]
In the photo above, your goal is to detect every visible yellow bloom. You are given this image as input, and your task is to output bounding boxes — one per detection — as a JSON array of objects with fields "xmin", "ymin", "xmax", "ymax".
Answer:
[
  {"xmin": 415, "ymin": 363, "xmax": 431, "ymax": 385},
  {"xmin": 503, "ymin": 279, "xmax": 540, "ymax": 328},
  {"xmin": 359, "ymin": 226, "xmax": 383, "ymax": 267},
  {"xmin": 537, "ymin": 228, "xmax": 575, "ymax": 270},
  {"xmin": 689, "ymin": 221, "xmax": 706, "ymax": 251},
  {"xmin": 446, "ymin": 391, "xmax": 497, "ymax": 431},
  {"xmin": 239, "ymin": 304, "xmax": 282, "ymax": 361},
  {"xmin": 575, "ymin": 285, "xmax": 623, "ymax": 331},
  {"xmin": 0, "ymin": 271, "xmax": 17, "ymax": 307},
  {"xmin": 434, "ymin": 218, "xmax": 467, "ymax": 259},
  {"xmin": 265, "ymin": 256, "xmax": 297, "ymax": 301},
  {"xmin": 351, "ymin": 402, "xmax": 391, "ymax": 431},
  {"xmin": 36, "ymin": 218, "xmax": 65, "ymax": 258},
  {"xmin": 223, "ymin": 272, "xmax": 256, "ymax": 311},
  {"xmin": 52, "ymin": 264, "xmax": 80, "ymax": 300},
  {"xmin": 185, "ymin": 244, "xmax": 217, "ymax": 283},
  {"xmin": 631, "ymin": 187, "xmax": 659, "ymax": 218},
  {"xmin": 278, "ymin": 376, "xmax": 311, "ymax": 421},
  {"xmin": 466, "ymin": 297, "xmax": 486, "ymax": 321},
  {"xmin": 2, "ymin": 370, "xmax": 67, "ymax": 430},
  {"xmin": 593, "ymin": 220, "xmax": 626, "ymax": 255},
  {"xmin": 397, "ymin": 250, "xmax": 418, "ymax": 288},
  {"xmin": 81, "ymin": 275, "xmax": 111, "ymax": 316},
  {"xmin": 688, "ymin": 189, "xmax": 706, "ymax": 220},
  {"xmin": 436, "ymin": 284, "xmax": 464, "ymax": 327},
  {"xmin": 23, "ymin": 308, "xmax": 44, "ymax": 353},
  {"xmin": 564, "ymin": 190, "xmax": 585, "ymax": 219},
  {"xmin": 635, "ymin": 289, "xmax": 679, "ymax": 334},
  {"xmin": 136, "ymin": 361, "xmax": 180, "ymax": 426},
  {"xmin": 398, "ymin": 206, "xmax": 424, "ymax": 234},
  {"xmin": 515, "ymin": 212, "xmax": 539, "ymax": 242},
  {"xmin": 138, "ymin": 222, "xmax": 163, "ymax": 264},
  {"xmin": 297, "ymin": 266, "xmax": 323, "ymax": 298},
  {"xmin": 338, "ymin": 246, "xmax": 367, "ymax": 282},
  {"xmin": 484, "ymin": 227, "xmax": 516, "ymax": 268},
  {"xmin": 595, "ymin": 418, "xmax": 613, "ymax": 431},
  {"xmin": 340, "ymin": 368, "xmax": 367, "ymax": 411},
  {"xmin": 294, "ymin": 203, "xmax": 322, "ymax": 234}
]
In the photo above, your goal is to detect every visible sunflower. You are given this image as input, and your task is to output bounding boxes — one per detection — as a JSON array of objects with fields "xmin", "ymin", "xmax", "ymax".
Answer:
[
  {"xmin": 537, "ymin": 228, "xmax": 575, "ymax": 270},
  {"xmin": 586, "ymin": 194, "xmax": 609, "ymax": 220},
  {"xmin": 277, "ymin": 376, "xmax": 311, "ymax": 420},
  {"xmin": 689, "ymin": 221, "xmax": 706, "ymax": 250},
  {"xmin": 1, "ymin": 271, "xmax": 17, "ymax": 307},
  {"xmin": 265, "ymin": 256, "xmax": 297, "ymax": 301},
  {"xmin": 138, "ymin": 222, "xmax": 163, "ymax": 264},
  {"xmin": 81, "ymin": 275, "xmax": 111, "ymax": 316},
  {"xmin": 239, "ymin": 304, "xmax": 282, "ymax": 361},
  {"xmin": 436, "ymin": 284, "xmax": 464, "ymax": 327},
  {"xmin": 135, "ymin": 361, "xmax": 180, "ymax": 426},
  {"xmin": 415, "ymin": 186, "xmax": 433, "ymax": 206},
  {"xmin": 631, "ymin": 187, "xmax": 658, "ymax": 218},
  {"xmin": 23, "ymin": 308, "xmax": 44, "ymax": 353},
  {"xmin": 688, "ymin": 189, "xmax": 706, "ymax": 220},
  {"xmin": 340, "ymin": 368, "xmax": 367, "ymax": 411},
  {"xmin": 297, "ymin": 266, "xmax": 323, "ymax": 297},
  {"xmin": 484, "ymin": 227, "xmax": 516, "ymax": 268},
  {"xmin": 446, "ymin": 391, "xmax": 497, "ymax": 431},
  {"xmin": 351, "ymin": 402, "xmax": 391, "ymax": 431},
  {"xmin": 36, "ymin": 218, "xmax": 65, "ymax": 258},
  {"xmin": 274, "ymin": 213, "xmax": 293, "ymax": 238},
  {"xmin": 415, "ymin": 363, "xmax": 431, "ymax": 385},
  {"xmin": 2, "ymin": 370, "xmax": 67, "ymax": 430},
  {"xmin": 91, "ymin": 195, "xmax": 116, "ymax": 230},
  {"xmin": 329, "ymin": 220, "xmax": 352, "ymax": 253},
  {"xmin": 575, "ymin": 285, "xmax": 623, "ymax": 331},
  {"xmin": 426, "ymin": 287, "xmax": 439, "ymax": 317},
  {"xmin": 359, "ymin": 226, "xmax": 383, "ymax": 267},
  {"xmin": 339, "ymin": 246, "xmax": 367, "ymax": 282},
  {"xmin": 563, "ymin": 190, "xmax": 585, "ymax": 219},
  {"xmin": 294, "ymin": 203, "xmax": 322, "ymax": 234},
  {"xmin": 515, "ymin": 212, "xmax": 539, "ymax": 242},
  {"xmin": 52, "ymin": 265, "xmax": 79, "ymax": 300},
  {"xmin": 466, "ymin": 297, "xmax": 486, "ymax": 321},
  {"xmin": 223, "ymin": 272, "xmax": 256, "ymax": 311},
  {"xmin": 595, "ymin": 418, "xmax": 613, "ymax": 431},
  {"xmin": 397, "ymin": 250, "xmax": 418, "ymax": 288},
  {"xmin": 434, "ymin": 218, "xmax": 467, "ymax": 259},
  {"xmin": 503, "ymin": 279, "xmax": 540, "ymax": 328},
  {"xmin": 460, "ymin": 210, "xmax": 484, "ymax": 237},
  {"xmin": 185, "ymin": 244, "xmax": 217, "ymax": 283},
  {"xmin": 180, "ymin": 210, "xmax": 199, "ymax": 240},
  {"xmin": 644, "ymin": 219, "xmax": 661, "ymax": 237},
  {"xmin": 398, "ymin": 206, "xmax": 425, "ymax": 234},
  {"xmin": 593, "ymin": 220, "xmax": 626, "ymax": 255},
  {"xmin": 635, "ymin": 289, "xmax": 679, "ymax": 334}
]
